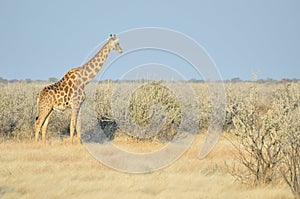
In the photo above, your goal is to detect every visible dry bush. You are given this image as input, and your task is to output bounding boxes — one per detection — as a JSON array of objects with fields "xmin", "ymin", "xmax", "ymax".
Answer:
[
  {"xmin": 0, "ymin": 81, "xmax": 192, "ymax": 142},
  {"xmin": 281, "ymin": 130, "xmax": 300, "ymax": 199},
  {"xmin": 224, "ymin": 82, "xmax": 274, "ymax": 132},
  {"xmin": 0, "ymin": 81, "xmax": 210, "ymax": 142},
  {"xmin": 275, "ymin": 84, "xmax": 300, "ymax": 199},
  {"xmin": 0, "ymin": 82, "xmax": 72, "ymax": 140},
  {"xmin": 228, "ymin": 82, "xmax": 300, "ymax": 197},
  {"xmin": 224, "ymin": 83, "xmax": 254, "ymax": 132},
  {"xmin": 190, "ymin": 83, "xmax": 211, "ymax": 130},
  {"xmin": 92, "ymin": 81, "xmax": 182, "ymax": 141},
  {"xmin": 93, "ymin": 81, "xmax": 117, "ymax": 140},
  {"xmin": 0, "ymin": 83, "xmax": 39, "ymax": 139},
  {"xmin": 127, "ymin": 81, "xmax": 181, "ymax": 141},
  {"xmin": 230, "ymin": 85, "xmax": 283, "ymax": 185}
]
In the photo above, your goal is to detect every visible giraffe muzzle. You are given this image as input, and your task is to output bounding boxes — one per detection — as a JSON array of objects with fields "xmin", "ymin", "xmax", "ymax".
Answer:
[{"xmin": 117, "ymin": 47, "xmax": 123, "ymax": 53}]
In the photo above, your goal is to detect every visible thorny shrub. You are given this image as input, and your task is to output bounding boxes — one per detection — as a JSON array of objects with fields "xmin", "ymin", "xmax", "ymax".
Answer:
[{"xmin": 229, "ymin": 82, "xmax": 300, "ymax": 198}]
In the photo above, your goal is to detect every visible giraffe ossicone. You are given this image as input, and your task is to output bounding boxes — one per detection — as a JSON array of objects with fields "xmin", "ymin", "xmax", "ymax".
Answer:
[{"xmin": 35, "ymin": 34, "xmax": 123, "ymax": 144}]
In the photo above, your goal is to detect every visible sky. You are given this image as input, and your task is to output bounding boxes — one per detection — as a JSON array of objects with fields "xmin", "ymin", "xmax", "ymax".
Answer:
[{"xmin": 0, "ymin": 0, "xmax": 299, "ymax": 81}]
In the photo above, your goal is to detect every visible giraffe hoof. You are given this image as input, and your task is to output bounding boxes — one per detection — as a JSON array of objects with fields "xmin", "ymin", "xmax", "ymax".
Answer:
[{"xmin": 75, "ymin": 136, "xmax": 82, "ymax": 145}]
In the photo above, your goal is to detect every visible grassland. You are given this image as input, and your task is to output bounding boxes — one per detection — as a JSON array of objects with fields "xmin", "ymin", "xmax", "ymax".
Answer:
[{"xmin": 0, "ymin": 135, "xmax": 292, "ymax": 199}]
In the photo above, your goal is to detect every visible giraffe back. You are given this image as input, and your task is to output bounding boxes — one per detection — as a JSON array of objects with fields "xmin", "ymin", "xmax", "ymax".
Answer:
[{"xmin": 38, "ymin": 68, "xmax": 85, "ymax": 111}]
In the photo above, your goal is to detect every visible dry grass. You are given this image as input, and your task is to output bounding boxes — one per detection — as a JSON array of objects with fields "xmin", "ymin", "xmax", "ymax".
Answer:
[{"xmin": 0, "ymin": 135, "xmax": 292, "ymax": 199}]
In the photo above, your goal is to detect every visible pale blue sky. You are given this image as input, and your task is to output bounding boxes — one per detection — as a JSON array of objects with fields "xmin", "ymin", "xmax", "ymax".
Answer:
[{"xmin": 0, "ymin": 0, "xmax": 299, "ymax": 80}]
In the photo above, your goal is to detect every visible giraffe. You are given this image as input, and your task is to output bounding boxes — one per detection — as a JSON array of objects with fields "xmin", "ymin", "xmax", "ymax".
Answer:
[{"xmin": 35, "ymin": 34, "xmax": 123, "ymax": 144}]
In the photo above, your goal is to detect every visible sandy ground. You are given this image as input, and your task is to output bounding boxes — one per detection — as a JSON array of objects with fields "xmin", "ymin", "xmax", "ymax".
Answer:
[{"xmin": 0, "ymin": 134, "xmax": 292, "ymax": 199}]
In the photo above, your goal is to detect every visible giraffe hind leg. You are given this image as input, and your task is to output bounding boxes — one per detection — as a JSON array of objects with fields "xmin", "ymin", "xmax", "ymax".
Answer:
[
  {"xmin": 35, "ymin": 107, "xmax": 53, "ymax": 143},
  {"xmin": 41, "ymin": 111, "xmax": 53, "ymax": 144}
]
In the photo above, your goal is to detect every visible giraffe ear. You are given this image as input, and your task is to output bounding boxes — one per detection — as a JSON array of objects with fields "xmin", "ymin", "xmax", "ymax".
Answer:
[{"xmin": 110, "ymin": 34, "xmax": 112, "ymax": 38}]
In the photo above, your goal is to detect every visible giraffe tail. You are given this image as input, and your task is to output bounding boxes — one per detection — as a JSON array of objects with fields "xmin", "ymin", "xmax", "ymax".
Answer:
[{"xmin": 35, "ymin": 95, "xmax": 40, "ymax": 121}]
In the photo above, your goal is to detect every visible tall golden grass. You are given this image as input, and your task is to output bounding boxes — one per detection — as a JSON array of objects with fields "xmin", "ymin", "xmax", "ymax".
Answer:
[{"xmin": 0, "ymin": 135, "xmax": 292, "ymax": 198}]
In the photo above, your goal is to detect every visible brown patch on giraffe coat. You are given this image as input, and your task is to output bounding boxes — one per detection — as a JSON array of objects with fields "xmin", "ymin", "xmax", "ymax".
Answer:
[
  {"xmin": 69, "ymin": 88, "xmax": 73, "ymax": 95},
  {"xmin": 73, "ymin": 91, "xmax": 78, "ymax": 98},
  {"xmin": 68, "ymin": 80, "xmax": 72, "ymax": 87},
  {"xmin": 76, "ymin": 79, "xmax": 83, "ymax": 85},
  {"xmin": 70, "ymin": 74, "xmax": 76, "ymax": 79},
  {"xmin": 86, "ymin": 66, "xmax": 92, "ymax": 73},
  {"xmin": 89, "ymin": 73, "xmax": 95, "ymax": 79}
]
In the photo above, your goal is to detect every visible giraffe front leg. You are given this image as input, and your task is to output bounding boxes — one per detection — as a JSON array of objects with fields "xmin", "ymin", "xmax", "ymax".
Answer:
[
  {"xmin": 70, "ymin": 107, "xmax": 80, "ymax": 144},
  {"xmin": 76, "ymin": 108, "xmax": 82, "ymax": 143}
]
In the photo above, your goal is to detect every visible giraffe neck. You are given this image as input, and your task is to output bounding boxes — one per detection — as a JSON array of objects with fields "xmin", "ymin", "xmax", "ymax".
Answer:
[{"xmin": 80, "ymin": 41, "xmax": 111, "ymax": 85}]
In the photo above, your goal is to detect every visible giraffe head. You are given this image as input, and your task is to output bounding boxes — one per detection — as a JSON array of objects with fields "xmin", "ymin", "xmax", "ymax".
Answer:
[{"xmin": 108, "ymin": 34, "xmax": 123, "ymax": 53}]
